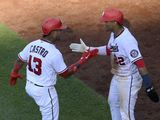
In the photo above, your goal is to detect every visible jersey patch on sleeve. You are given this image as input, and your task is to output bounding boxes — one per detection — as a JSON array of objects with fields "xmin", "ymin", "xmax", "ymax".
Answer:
[{"xmin": 130, "ymin": 49, "xmax": 139, "ymax": 58}]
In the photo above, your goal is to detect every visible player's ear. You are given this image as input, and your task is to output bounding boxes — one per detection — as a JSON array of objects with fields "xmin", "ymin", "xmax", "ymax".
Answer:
[
  {"xmin": 63, "ymin": 27, "xmax": 73, "ymax": 33},
  {"xmin": 114, "ymin": 21, "xmax": 118, "ymax": 25}
]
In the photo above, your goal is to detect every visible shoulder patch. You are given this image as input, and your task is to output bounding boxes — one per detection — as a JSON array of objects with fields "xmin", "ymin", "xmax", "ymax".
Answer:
[{"xmin": 130, "ymin": 49, "xmax": 139, "ymax": 58}]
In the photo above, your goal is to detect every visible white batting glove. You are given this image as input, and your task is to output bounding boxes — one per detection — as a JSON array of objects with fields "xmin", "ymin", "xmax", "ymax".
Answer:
[{"xmin": 69, "ymin": 38, "xmax": 89, "ymax": 53}]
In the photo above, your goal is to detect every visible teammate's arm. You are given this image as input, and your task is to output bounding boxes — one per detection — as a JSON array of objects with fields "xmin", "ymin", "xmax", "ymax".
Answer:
[
  {"xmin": 134, "ymin": 59, "xmax": 159, "ymax": 102},
  {"xmin": 69, "ymin": 39, "xmax": 110, "ymax": 56},
  {"xmin": 9, "ymin": 43, "xmax": 30, "ymax": 86},
  {"xmin": 135, "ymin": 59, "xmax": 152, "ymax": 88},
  {"xmin": 59, "ymin": 49, "xmax": 98, "ymax": 78},
  {"xmin": 9, "ymin": 58, "xmax": 24, "ymax": 86},
  {"xmin": 90, "ymin": 46, "xmax": 110, "ymax": 56}
]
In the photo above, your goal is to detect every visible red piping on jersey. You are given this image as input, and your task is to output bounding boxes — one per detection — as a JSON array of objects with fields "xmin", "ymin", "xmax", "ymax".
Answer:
[
  {"xmin": 18, "ymin": 54, "xmax": 26, "ymax": 62},
  {"xmin": 106, "ymin": 47, "xmax": 111, "ymax": 56},
  {"xmin": 58, "ymin": 69, "xmax": 70, "ymax": 78},
  {"xmin": 58, "ymin": 64, "xmax": 78, "ymax": 78},
  {"xmin": 57, "ymin": 67, "xmax": 68, "ymax": 74},
  {"xmin": 134, "ymin": 59, "xmax": 145, "ymax": 68}
]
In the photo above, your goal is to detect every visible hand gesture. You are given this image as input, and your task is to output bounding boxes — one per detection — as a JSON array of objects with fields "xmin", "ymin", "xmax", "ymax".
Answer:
[
  {"xmin": 9, "ymin": 72, "xmax": 22, "ymax": 86},
  {"xmin": 78, "ymin": 49, "xmax": 98, "ymax": 65},
  {"xmin": 69, "ymin": 38, "xmax": 89, "ymax": 53}
]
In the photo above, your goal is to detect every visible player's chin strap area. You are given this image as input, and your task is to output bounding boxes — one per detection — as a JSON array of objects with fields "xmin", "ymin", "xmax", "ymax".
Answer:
[{"xmin": 59, "ymin": 49, "xmax": 98, "ymax": 78}]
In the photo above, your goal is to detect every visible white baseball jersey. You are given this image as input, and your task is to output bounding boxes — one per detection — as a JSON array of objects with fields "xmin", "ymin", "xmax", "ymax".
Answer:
[
  {"xmin": 106, "ymin": 27, "xmax": 143, "ymax": 120},
  {"xmin": 92, "ymin": 27, "xmax": 143, "ymax": 120},
  {"xmin": 107, "ymin": 27, "xmax": 142, "ymax": 76},
  {"xmin": 18, "ymin": 39, "xmax": 67, "ymax": 86}
]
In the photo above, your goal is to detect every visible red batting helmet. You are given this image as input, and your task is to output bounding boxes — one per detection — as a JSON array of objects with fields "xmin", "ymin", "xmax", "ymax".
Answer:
[
  {"xmin": 100, "ymin": 8, "xmax": 124, "ymax": 25},
  {"xmin": 42, "ymin": 18, "xmax": 67, "ymax": 35}
]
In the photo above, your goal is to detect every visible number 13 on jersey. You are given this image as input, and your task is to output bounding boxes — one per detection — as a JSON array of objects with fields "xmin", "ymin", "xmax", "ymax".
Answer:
[{"xmin": 28, "ymin": 55, "xmax": 42, "ymax": 75}]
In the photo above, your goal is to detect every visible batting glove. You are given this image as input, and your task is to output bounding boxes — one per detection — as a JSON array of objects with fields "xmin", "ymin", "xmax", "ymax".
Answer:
[
  {"xmin": 142, "ymin": 74, "xmax": 159, "ymax": 103},
  {"xmin": 145, "ymin": 86, "xmax": 159, "ymax": 103},
  {"xmin": 69, "ymin": 38, "xmax": 89, "ymax": 53}
]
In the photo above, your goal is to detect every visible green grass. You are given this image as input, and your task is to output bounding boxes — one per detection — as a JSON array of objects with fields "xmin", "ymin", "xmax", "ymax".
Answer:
[{"xmin": 0, "ymin": 24, "xmax": 111, "ymax": 120}]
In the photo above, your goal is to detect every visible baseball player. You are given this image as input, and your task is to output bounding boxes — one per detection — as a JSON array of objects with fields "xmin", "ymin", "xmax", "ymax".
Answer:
[
  {"xmin": 9, "ymin": 18, "xmax": 98, "ymax": 120},
  {"xmin": 69, "ymin": 8, "xmax": 159, "ymax": 120}
]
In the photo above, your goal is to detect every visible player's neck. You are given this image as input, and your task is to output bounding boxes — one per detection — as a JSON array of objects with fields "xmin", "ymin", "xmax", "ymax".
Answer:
[
  {"xmin": 41, "ymin": 37, "xmax": 54, "ymax": 44},
  {"xmin": 113, "ymin": 26, "xmax": 124, "ymax": 38},
  {"xmin": 42, "ymin": 34, "xmax": 59, "ymax": 44}
]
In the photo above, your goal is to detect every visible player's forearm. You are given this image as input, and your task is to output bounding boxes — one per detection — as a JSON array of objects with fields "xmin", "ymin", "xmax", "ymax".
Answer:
[
  {"xmin": 90, "ymin": 46, "xmax": 110, "ymax": 56},
  {"xmin": 134, "ymin": 59, "xmax": 153, "ymax": 88},
  {"xmin": 135, "ymin": 59, "xmax": 159, "ymax": 102},
  {"xmin": 59, "ymin": 63, "xmax": 79, "ymax": 78},
  {"xmin": 59, "ymin": 58, "xmax": 88, "ymax": 78},
  {"xmin": 12, "ymin": 58, "xmax": 24, "ymax": 73},
  {"xmin": 138, "ymin": 66, "xmax": 148, "ymax": 76},
  {"xmin": 59, "ymin": 49, "xmax": 98, "ymax": 78},
  {"xmin": 134, "ymin": 59, "xmax": 149, "ymax": 75}
]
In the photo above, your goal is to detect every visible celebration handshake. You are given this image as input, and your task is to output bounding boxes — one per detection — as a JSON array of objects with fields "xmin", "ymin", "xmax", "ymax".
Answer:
[
  {"xmin": 70, "ymin": 38, "xmax": 90, "ymax": 53},
  {"xmin": 77, "ymin": 49, "xmax": 98, "ymax": 65},
  {"xmin": 69, "ymin": 38, "xmax": 98, "ymax": 67}
]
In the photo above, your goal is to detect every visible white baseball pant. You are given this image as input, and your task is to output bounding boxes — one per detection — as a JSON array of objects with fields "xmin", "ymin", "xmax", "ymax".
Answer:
[
  {"xmin": 108, "ymin": 71, "xmax": 142, "ymax": 120},
  {"xmin": 25, "ymin": 80, "xmax": 59, "ymax": 120}
]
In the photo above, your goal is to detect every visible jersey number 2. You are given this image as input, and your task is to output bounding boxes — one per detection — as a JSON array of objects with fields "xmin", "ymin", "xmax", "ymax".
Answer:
[
  {"xmin": 114, "ymin": 56, "xmax": 125, "ymax": 65},
  {"xmin": 28, "ymin": 55, "xmax": 42, "ymax": 75}
]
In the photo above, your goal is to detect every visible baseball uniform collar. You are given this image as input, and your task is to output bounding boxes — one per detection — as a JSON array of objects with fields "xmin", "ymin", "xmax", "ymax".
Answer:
[
  {"xmin": 40, "ymin": 38, "xmax": 54, "ymax": 45},
  {"xmin": 114, "ymin": 26, "xmax": 124, "ymax": 38}
]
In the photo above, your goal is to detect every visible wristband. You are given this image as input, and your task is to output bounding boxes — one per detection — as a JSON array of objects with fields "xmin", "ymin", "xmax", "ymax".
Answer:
[{"xmin": 142, "ymin": 74, "xmax": 152, "ymax": 89}]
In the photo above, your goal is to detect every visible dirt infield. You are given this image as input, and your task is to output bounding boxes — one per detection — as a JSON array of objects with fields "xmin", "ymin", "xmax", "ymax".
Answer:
[{"xmin": 1, "ymin": 0, "xmax": 160, "ymax": 119}]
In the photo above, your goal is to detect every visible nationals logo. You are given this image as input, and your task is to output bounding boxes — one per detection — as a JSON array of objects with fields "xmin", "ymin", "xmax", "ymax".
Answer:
[{"xmin": 130, "ymin": 49, "xmax": 139, "ymax": 58}]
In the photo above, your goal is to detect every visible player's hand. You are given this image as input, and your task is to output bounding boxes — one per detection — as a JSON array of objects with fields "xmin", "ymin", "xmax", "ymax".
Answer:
[
  {"xmin": 78, "ymin": 49, "xmax": 98, "ymax": 65},
  {"xmin": 145, "ymin": 86, "xmax": 159, "ymax": 103},
  {"xmin": 69, "ymin": 38, "xmax": 89, "ymax": 53},
  {"xmin": 9, "ymin": 72, "xmax": 22, "ymax": 86}
]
